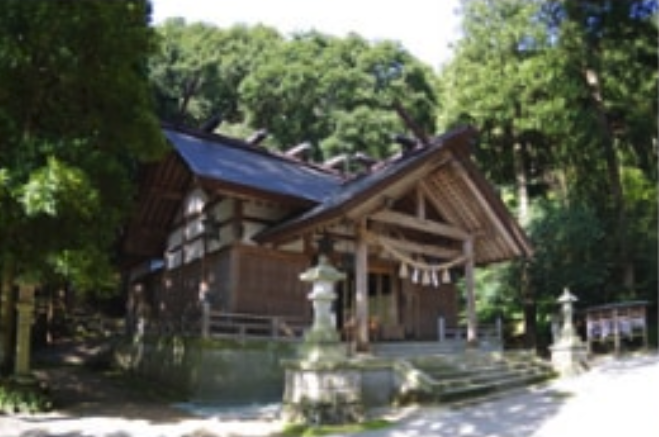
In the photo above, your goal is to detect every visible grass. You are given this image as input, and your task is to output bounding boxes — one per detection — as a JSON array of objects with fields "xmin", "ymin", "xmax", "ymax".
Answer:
[{"xmin": 280, "ymin": 419, "xmax": 391, "ymax": 437}]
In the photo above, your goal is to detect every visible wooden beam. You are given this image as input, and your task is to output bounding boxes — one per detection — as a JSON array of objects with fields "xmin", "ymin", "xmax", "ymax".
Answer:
[
  {"xmin": 418, "ymin": 181, "xmax": 443, "ymax": 219},
  {"xmin": 416, "ymin": 186, "xmax": 426, "ymax": 219},
  {"xmin": 148, "ymin": 186, "xmax": 184, "ymax": 201},
  {"xmin": 464, "ymin": 237, "xmax": 478, "ymax": 345},
  {"xmin": 354, "ymin": 221, "xmax": 370, "ymax": 352},
  {"xmin": 370, "ymin": 210, "xmax": 470, "ymax": 241},
  {"xmin": 451, "ymin": 161, "xmax": 524, "ymax": 256},
  {"xmin": 366, "ymin": 231, "xmax": 461, "ymax": 260},
  {"xmin": 233, "ymin": 198, "xmax": 244, "ymax": 240}
]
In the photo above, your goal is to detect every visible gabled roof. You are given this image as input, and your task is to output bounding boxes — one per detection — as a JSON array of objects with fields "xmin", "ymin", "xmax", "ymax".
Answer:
[
  {"xmin": 164, "ymin": 128, "xmax": 341, "ymax": 203},
  {"xmin": 123, "ymin": 124, "xmax": 532, "ymax": 266},
  {"xmin": 254, "ymin": 126, "xmax": 533, "ymax": 264},
  {"xmin": 253, "ymin": 126, "xmax": 473, "ymax": 242}
]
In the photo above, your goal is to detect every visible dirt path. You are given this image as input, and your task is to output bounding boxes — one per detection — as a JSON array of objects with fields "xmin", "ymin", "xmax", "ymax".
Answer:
[
  {"xmin": 35, "ymin": 365, "xmax": 196, "ymax": 423},
  {"xmin": 1, "ymin": 362, "xmax": 282, "ymax": 437}
]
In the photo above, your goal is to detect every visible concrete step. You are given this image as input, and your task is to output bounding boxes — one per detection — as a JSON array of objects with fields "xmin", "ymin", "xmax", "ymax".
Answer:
[
  {"xmin": 421, "ymin": 360, "xmax": 544, "ymax": 379},
  {"xmin": 395, "ymin": 352, "xmax": 557, "ymax": 406},
  {"xmin": 435, "ymin": 371, "xmax": 554, "ymax": 403},
  {"xmin": 433, "ymin": 366, "xmax": 551, "ymax": 390},
  {"xmin": 373, "ymin": 342, "xmax": 464, "ymax": 358}
]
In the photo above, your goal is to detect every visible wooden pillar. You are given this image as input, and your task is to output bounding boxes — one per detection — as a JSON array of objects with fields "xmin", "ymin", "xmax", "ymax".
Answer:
[
  {"xmin": 642, "ymin": 307, "xmax": 649, "ymax": 349},
  {"xmin": 354, "ymin": 224, "xmax": 370, "ymax": 352},
  {"xmin": 613, "ymin": 308, "xmax": 621, "ymax": 355},
  {"xmin": 464, "ymin": 237, "xmax": 478, "ymax": 345}
]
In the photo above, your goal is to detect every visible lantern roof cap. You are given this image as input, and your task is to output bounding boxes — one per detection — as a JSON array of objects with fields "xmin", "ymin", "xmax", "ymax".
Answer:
[{"xmin": 300, "ymin": 256, "xmax": 346, "ymax": 283}]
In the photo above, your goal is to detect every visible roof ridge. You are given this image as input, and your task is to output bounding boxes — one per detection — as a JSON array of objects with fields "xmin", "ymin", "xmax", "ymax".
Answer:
[{"xmin": 161, "ymin": 122, "xmax": 341, "ymax": 178}]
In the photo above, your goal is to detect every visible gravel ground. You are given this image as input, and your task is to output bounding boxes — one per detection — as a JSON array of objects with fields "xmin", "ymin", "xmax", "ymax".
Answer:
[{"xmin": 0, "ymin": 351, "xmax": 657, "ymax": 437}]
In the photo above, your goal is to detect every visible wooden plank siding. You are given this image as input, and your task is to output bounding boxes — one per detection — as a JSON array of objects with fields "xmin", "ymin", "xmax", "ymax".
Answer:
[
  {"xmin": 231, "ymin": 245, "xmax": 311, "ymax": 318},
  {"xmin": 400, "ymin": 282, "xmax": 459, "ymax": 340}
]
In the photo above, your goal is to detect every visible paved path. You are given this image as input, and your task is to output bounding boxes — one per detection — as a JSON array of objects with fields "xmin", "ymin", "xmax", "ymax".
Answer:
[
  {"xmin": 0, "ymin": 352, "xmax": 657, "ymax": 437},
  {"xmin": 340, "ymin": 352, "xmax": 659, "ymax": 437}
]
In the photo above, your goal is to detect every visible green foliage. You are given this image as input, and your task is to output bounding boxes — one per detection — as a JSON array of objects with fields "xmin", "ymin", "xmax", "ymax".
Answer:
[
  {"xmin": 150, "ymin": 19, "xmax": 282, "ymax": 127},
  {"xmin": 0, "ymin": 379, "xmax": 52, "ymax": 414},
  {"xmin": 239, "ymin": 32, "xmax": 437, "ymax": 159},
  {"xmin": 150, "ymin": 23, "xmax": 438, "ymax": 161},
  {"xmin": 0, "ymin": 0, "xmax": 165, "ymax": 295},
  {"xmin": 19, "ymin": 157, "xmax": 98, "ymax": 218},
  {"xmin": 527, "ymin": 201, "xmax": 608, "ymax": 306},
  {"xmin": 439, "ymin": 0, "xmax": 657, "ymax": 345}
]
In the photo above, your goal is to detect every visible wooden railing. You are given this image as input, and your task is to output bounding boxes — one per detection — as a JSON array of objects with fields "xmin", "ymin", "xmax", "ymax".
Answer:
[
  {"xmin": 437, "ymin": 316, "xmax": 503, "ymax": 344},
  {"xmin": 203, "ymin": 309, "xmax": 310, "ymax": 341}
]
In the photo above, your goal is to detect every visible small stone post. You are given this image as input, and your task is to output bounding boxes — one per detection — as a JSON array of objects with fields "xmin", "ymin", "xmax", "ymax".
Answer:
[
  {"xmin": 14, "ymin": 286, "xmax": 35, "ymax": 381},
  {"xmin": 550, "ymin": 288, "xmax": 588, "ymax": 376}
]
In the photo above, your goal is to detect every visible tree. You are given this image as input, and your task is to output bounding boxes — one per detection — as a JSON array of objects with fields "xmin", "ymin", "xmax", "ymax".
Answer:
[
  {"xmin": 439, "ymin": 0, "xmax": 658, "ymax": 348},
  {"xmin": 149, "ymin": 22, "xmax": 439, "ymax": 162},
  {"xmin": 555, "ymin": 0, "xmax": 658, "ymax": 291},
  {"xmin": 239, "ymin": 31, "xmax": 438, "ymax": 160},
  {"xmin": 0, "ymin": 0, "xmax": 164, "ymax": 371},
  {"xmin": 149, "ymin": 19, "xmax": 282, "ymax": 128},
  {"xmin": 440, "ymin": 0, "xmax": 560, "ymax": 347}
]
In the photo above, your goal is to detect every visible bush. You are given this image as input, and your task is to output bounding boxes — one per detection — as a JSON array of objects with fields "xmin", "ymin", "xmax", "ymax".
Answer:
[{"xmin": 0, "ymin": 378, "xmax": 52, "ymax": 414}]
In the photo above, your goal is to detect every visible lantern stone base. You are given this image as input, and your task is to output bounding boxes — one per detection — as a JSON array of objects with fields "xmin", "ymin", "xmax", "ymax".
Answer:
[
  {"xmin": 298, "ymin": 328, "xmax": 347, "ymax": 364},
  {"xmin": 281, "ymin": 359, "xmax": 364, "ymax": 425},
  {"xmin": 550, "ymin": 341, "xmax": 589, "ymax": 377}
]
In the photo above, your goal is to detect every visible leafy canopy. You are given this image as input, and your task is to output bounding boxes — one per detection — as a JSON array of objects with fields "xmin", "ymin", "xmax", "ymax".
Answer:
[{"xmin": 0, "ymin": 0, "xmax": 165, "ymax": 291}]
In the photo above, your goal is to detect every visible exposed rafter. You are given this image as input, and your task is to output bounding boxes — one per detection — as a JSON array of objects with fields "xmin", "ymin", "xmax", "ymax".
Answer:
[
  {"xmin": 370, "ymin": 210, "xmax": 470, "ymax": 241},
  {"xmin": 450, "ymin": 161, "xmax": 524, "ymax": 256}
]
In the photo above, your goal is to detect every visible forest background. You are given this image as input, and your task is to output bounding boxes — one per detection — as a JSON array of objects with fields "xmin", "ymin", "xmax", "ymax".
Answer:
[{"xmin": 0, "ymin": 0, "xmax": 656, "ymax": 368}]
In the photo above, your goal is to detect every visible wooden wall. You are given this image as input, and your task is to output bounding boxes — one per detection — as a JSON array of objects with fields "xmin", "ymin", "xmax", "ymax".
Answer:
[
  {"xmin": 231, "ymin": 245, "xmax": 311, "ymax": 318},
  {"xmin": 400, "ymin": 282, "xmax": 458, "ymax": 340}
]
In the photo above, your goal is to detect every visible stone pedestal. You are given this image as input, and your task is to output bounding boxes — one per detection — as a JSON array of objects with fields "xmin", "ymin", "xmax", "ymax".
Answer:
[
  {"xmin": 550, "ymin": 289, "xmax": 589, "ymax": 376},
  {"xmin": 282, "ymin": 256, "xmax": 363, "ymax": 424},
  {"xmin": 550, "ymin": 342, "xmax": 589, "ymax": 376},
  {"xmin": 282, "ymin": 361, "xmax": 363, "ymax": 424}
]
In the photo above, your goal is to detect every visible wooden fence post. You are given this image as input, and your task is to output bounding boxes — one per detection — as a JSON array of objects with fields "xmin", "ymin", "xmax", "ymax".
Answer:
[
  {"xmin": 201, "ymin": 302, "xmax": 210, "ymax": 338},
  {"xmin": 438, "ymin": 316, "xmax": 445, "ymax": 342}
]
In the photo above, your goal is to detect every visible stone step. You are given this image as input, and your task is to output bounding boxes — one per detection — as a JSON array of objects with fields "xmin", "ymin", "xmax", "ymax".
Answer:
[
  {"xmin": 434, "ymin": 371, "xmax": 554, "ymax": 404},
  {"xmin": 395, "ymin": 352, "xmax": 557, "ymax": 406},
  {"xmin": 373, "ymin": 342, "xmax": 464, "ymax": 358},
  {"xmin": 420, "ymin": 360, "xmax": 542, "ymax": 379},
  {"xmin": 432, "ymin": 366, "xmax": 550, "ymax": 390}
]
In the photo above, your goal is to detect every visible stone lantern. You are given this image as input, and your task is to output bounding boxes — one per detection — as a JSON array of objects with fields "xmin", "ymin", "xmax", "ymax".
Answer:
[
  {"xmin": 298, "ymin": 255, "xmax": 346, "ymax": 362},
  {"xmin": 550, "ymin": 288, "xmax": 589, "ymax": 376},
  {"xmin": 557, "ymin": 288, "xmax": 578, "ymax": 345},
  {"xmin": 281, "ymin": 255, "xmax": 363, "ymax": 425}
]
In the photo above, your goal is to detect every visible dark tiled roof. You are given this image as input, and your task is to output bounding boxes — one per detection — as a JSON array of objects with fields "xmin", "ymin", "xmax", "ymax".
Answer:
[{"xmin": 164, "ymin": 128, "xmax": 342, "ymax": 203}]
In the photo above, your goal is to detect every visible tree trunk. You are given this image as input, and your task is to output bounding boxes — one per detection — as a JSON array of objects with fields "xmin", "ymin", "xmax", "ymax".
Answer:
[
  {"xmin": 513, "ymin": 140, "xmax": 530, "ymax": 227},
  {"xmin": 0, "ymin": 260, "xmax": 17, "ymax": 373},
  {"xmin": 520, "ymin": 261, "xmax": 536, "ymax": 350},
  {"xmin": 584, "ymin": 68, "xmax": 632, "ymax": 291}
]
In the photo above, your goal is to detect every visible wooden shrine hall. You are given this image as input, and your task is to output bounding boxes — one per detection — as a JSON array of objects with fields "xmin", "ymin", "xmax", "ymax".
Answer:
[{"xmin": 121, "ymin": 123, "xmax": 532, "ymax": 351}]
